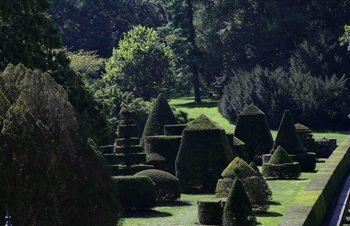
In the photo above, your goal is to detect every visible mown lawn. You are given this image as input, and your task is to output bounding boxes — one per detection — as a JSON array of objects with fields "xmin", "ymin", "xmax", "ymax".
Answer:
[{"xmin": 121, "ymin": 96, "xmax": 347, "ymax": 226}]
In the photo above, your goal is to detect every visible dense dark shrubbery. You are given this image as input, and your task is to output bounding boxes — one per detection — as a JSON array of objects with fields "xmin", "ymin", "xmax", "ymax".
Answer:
[
  {"xmin": 222, "ymin": 178, "xmax": 256, "ymax": 226},
  {"xmin": 135, "ymin": 169, "xmax": 181, "ymax": 202},
  {"xmin": 219, "ymin": 65, "xmax": 350, "ymax": 129},
  {"xmin": 176, "ymin": 115, "xmax": 234, "ymax": 193},
  {"xmin": 197, "ymin": 200, "xmax": 225, "ymax": 225},
  {"xmin": 113, "ymin": 176, "xmax": 156, "ymax": 211}
]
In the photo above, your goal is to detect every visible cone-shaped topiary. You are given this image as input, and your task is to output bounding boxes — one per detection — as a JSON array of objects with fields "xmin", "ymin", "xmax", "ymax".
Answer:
[
  {"xmin": 273, "ymin": 110, "xmax": 306, "ymax": 154},
  {"xmin": 216, "ymin": 157, "xmax": 272, "ymax": 211},
  {"xmin": 249, "ymin": 162, "xmax": 262, "ymax": 177},
  {"xmin": 234, "ymin": 104, "xmax": 273, "ymax": 163},
  {"xmin": 176, "ymin": 114, "xmax": 234, "ymax": 193},
  {"xmin": 222, "ymin": 178, "xmax": 256, "ymax": 226},
  {"xmin": 262, "ymin": 146, "xmax": 301, "ymax": 179},
  {"xmin": 141, "ymin": 94, "xmax": 177, "ymax": 145}
]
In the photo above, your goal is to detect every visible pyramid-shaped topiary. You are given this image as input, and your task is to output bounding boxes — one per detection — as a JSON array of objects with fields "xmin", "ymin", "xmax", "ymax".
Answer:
[
  {"xmin": 216, "ymin": 157, "xmax": 272, "ymax": 211},
  {"xmin": 262, "ymin": 146, "xmax": 301, "ymax": 179},
  {"xmin": 175, "ymin": 114, "xmax": 234, "ymax": 193},
  {"xmin": 263, "ymin": 110, "xmax": 316, "ymax": 172},
  {"xmin": 141, "ymin": 94, "xmax": 177, "ymax": 145},
  {"xmin": 234, "ymin": 104, "xmax": 273, "ymax": 163},
  {"xmin": 249, "ymin": 162, "xmax": 262, "ymax": 177},
  {"xmin": 222, "ymin": 178, "xmax": 256, "ymax": 226}
]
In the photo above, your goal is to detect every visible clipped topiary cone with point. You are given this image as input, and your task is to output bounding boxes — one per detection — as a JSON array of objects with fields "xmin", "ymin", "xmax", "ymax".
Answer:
[
  {"xmin": 176, "ymin": 114, "xmax": 234, "ymax": 193},
  {"xmin": 222, "ymin": 178, "xmax": 256, "ymax": 226},
  {"xmin": 262, "ymin": 146, "xmax": 301, "ymax": 179},
  {"xmin": 234, "ymin": 104, "xmax": 273, "ymax": 164},
  {"xmin": 141, "ymin": 94, "xmax": 177, "ymax": 145},
  {"xmin": 216, "ymin": 157, "xmax": 272, "ymax": 212},
  {"xmin": 263, "ymin": 110, "xmax": 316, "ymax": 172},
  {"xmin": 249, "ymin": 162, "xmax": 263, "ymax": 177}
]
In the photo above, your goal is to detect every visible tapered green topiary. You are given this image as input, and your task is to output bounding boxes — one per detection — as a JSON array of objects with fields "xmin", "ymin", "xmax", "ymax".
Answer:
[
  {"xmin": 176, "ymin": 114, "xmax": 234, "ymax": 193},
  {"xmin": 249, "ymin": 162, "xmax": 262, "ymax": 177},
  {"xmin": 273, "ymin": 110, "xmax": 306, "ymax": 154},
  {"xmin": 216, "ymin": 157, "xmax": 272, "ymax": 211},
  {"xmin": 141, "ymin": 94, "xmax": 177, "ymax": 145},
  {"xmin": 262, "ymin": 146, "xmax": 301, "ymax": 179},
  {"xmin": 222, "ymin": 178, "xmax": 256, "ymax": 226},
  {"xmin": 234, "ymin": 104, "xmax": 273, "ymax": 163}
]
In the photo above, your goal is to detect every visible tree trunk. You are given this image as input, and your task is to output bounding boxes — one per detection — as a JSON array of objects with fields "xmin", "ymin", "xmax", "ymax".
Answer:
[{"xmin": 186, "ymin": 0, "xmax": 201, "ymax": 103}]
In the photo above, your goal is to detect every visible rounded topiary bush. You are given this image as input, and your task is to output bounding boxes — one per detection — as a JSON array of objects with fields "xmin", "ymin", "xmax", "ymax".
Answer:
[
  {"xmin": 262, "ymin": 146, "xmax": 301, "ymax": 179},
  {"xmin": 113, "ymin": 176, "xmax": 156, "ymax": 211},
  {"xmin": 197, "ymin": 200, "xmax": 225, "ymax": 225},
  {"xmin": 135, "ymin": 169, "xmax": 181, "ymax": 202},
  {"xmin": 176, "ymin": 114, "xmax": 234, "ymax": 193},
  {"xmin": 222, "ymin": 178, "xmax": 256, "ymax": 226}
]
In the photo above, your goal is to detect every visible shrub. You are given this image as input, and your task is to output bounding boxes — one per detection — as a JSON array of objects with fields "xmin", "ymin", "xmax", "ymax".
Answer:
[
  {"xmin": 222, "ymin": 178, "xmax": 256, "ymax": 226},
  {"xmin": 105, "ymin": 26, "xmax": 175, "ymax": 100},
  {"xmin": 113, "ymin": 176, "xmax": 156, "ymax": 211},
  {"xmin": 249, "ymin": 162, "xmax": 263, "ymax": 177},
  {"xmin": 233, "ymin": 104, "xmax": 273, "ymax": 163},
  {"xmin": 141, "ymin": 94, "xmax": 177, "ymax": 145},
  {"xmin": 135, "ymin": 169, "xmax": 181, "ymax": 202},
  {"xmin": 219, "ymin": 65, "xmax": 350, "ymax": 129},
  {"xmin": 164, "ymin": 124, "xmax": 187, "ymax": 136},
  {"xmin": 144, "ymin": 135, "xmax": 182, "ymax": 174},
  {"xmin": 216, "ymin": 157, "xmax": 272, "ymax": 211},
  {"xmin": 197, "ymin": 200, "xmax": 225, "ymax": 225},
  {"xmin": 176, "ymin": 115, "xmax": 234, "ymax": 193}
]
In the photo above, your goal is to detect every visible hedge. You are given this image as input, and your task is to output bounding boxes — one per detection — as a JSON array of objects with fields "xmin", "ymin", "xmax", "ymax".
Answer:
[
  {"xmin": 197, "ymin": 199, "xmax": 225, "ymax": 225},
  {"xmin": 144, "ymin": 135, "xmax": 182, "ymax": 174},
  {"xmin": 110, "ymin": 164, "xmax": 154, "ymax": 176},
  {"xmin": 176, "ymin": 114, "xmax": 234, "ymax": 193},
  {"xmin": 234, "ymin": 104, "xmax": 273, "ymax": 163},
  {"xmin": 117, "ymin": 124, "xmax": 139, "ymax": 138},
  {"xmin": 164, "ymin": 124, "xmax": 187, "ymax": 136},
  {"xmin": 262, "ymin": 152, "xmax": 316, "ymax": 172},
  {"xmin": 113, "ymin": 176, "xmax": 157, "ymax": 211},
  {"xmin": 279, "ymin": 136, "xmax": 350, "ymax": 226},
  {"xmin": 135, "ymin": 169, "xmax": 181, "ymax": 202}
]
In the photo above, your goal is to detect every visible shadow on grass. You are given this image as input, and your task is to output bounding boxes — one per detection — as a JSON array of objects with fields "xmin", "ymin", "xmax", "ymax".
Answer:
[
  {"xmin": 256, "ymin": 211, "xmax": 283, "ymax": 217},
  {"xmin": 317, "ymin": 159, "xmax": 326, "ymax": 163},
  {"xmin": 172, "ymin": 101, "xmax": 218, "ymax": 109},
  {"xmin": 269, "ymin": 201, "xmax": 281, "ymax": 206},
  {"xmin": 123, "ymin": 210, "xmax": 172, "ymax": 219},
  {"xmin": 157, "ymin": 201, "xmax": 192, "ymax": 207}
]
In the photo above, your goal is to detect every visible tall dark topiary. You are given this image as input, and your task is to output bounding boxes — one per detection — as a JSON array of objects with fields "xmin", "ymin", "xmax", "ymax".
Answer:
[
  {"xmin": 234, "ymin": 104, "xmax": 273, "ymax": 163},
  {"xmin": 141, "ymin": 94, "xmax": 177, "ymax": 145},
  {"xmin": 222, "ymin": 178, "xmax": 256, "ymax": 226},
  {"xmin": 176, "ymin": 114, "xmax": 234, "ymax": 193}
]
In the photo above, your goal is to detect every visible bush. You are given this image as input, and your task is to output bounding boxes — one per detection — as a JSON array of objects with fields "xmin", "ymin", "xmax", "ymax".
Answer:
[
  {"xmin": 135, "ymin": 169, "xmax": 181, "ymax": 202},
  {"xmin": 113, "ymin": 176, "xmax": 156, "ymax": 211},
  {"xmin": 249, "ymin": 162, "xmax": 263, "ymax": 177},
  {"xmin": 176, "ymin": 115, "xmax": 234, "ymax": 193},
  {"xmin": 222, "ymin": 178, "xmax": 256, "ymax": 226},
  {"xmin": 233, "ymin": 104, "xmax": 273, "ymax": 163},
  {"xmin": 105, "ymin": 25, "xmax": 175, "ymax": 100},
  {"xmin": 144, "ymin": 135, "xmax": 182, "ymax": 174},
  {"xmin": 216, "ymin": 157, "xmax": 272, "ymax": 211},
  {"xmin": 164, "ymin": 124, "xmax": 187, "ymax": 136},
  {"xmin": 141, "ymin": 94, "xmax": 177, "ymax": 145},
  {"xmin": 219, "ymin": 65, "xmax": 350, "ymax": 129},
  {"xmin": 197, "ymin": 200, "xmax": 225, "ymax": 225}
]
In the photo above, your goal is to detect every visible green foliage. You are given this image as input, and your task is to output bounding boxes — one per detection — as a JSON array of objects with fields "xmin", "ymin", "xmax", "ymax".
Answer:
[
  {"xmin": 175, "ymin": 114, "xmax": 234, "ymax": 193},
  {"xmin": 268, "ymin": 146, "xmax": 294, "ymax": 164},
  {"xmin": 144, "ymin": 135, "xmax": 182, "ymax": 174},
  {"xmin": 141, "ymin": 94, "xmax": 177, "ymax": 144},
  {"xmin": 197, "ymin": 200, "xmax": 225, "ymax": 225},
  {"xmin": 68, "ymin": 50, "xmax": 105, "ymax": 80},
  {"xmin": 340, "ymin": 25, "xmax": 350, "ymax": 51},
  {"xmin": 233, "ymin": 104, "xmax": 274, "ymax": 163},
  {"xmin": 222, "ymin": 178, "xmax": 256, "ymax": 226},
  {"xmin": 164, "ymin": 124, "xmax": 187, "ymax": 136},
  {"xmin": 135, "ymin": 169, "xmax": 181, "ymax": 202},
  {"xmin": 221, "ymin": 157, "xmax": 256, "ymax": 180},
  {"xmin": 113, "ymin": 176, "xmax": 157, "ymax": 211},
  {"xmin": 219, "ymin": 65, "xmax": 350, "ymax": 129},
  {"xmin": 0, "ymin": 65, "xmax": 120, "ymax": 225},
  {"xmin": 274, "ymin": 110, "xmax": 306, "ymax": 154},
  {"xmin": 105, "ymin": 26, "xmax": 175, "ymax": 100},
  {"xmin": 262, "ymin": 163, "xmax": 301, "ymax": 180},
  {"xmin": 249, "ymin": 162, "xmax": 262, "ymax": 177}
]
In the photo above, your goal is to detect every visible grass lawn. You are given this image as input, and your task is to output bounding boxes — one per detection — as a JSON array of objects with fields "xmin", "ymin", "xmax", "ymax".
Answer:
[
  {"xmin": 121, "ymin": 161, "xmax": 324, "ymax": 226},
  {"xmin": 121, "ymin": 96, "xmax": 347, "ymax": 226}
]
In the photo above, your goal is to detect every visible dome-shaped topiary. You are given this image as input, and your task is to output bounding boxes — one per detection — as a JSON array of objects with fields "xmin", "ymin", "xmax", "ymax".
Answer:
[
  {"xmin": 273, "ymin": 110, "xmax": 306, "ymax": 154},
  {"xmin": 216, "ymin": 157, "xmax": 272, "ymax": 211},
  {"xmin": 176, "ymin": 114, "xmax": 234, "ymax": 193},
  {"xmin": 234, "ymin": 104, "xmax": 273, "ymax": 163},
  {"xmin": 262, "ymin": 146, "xmax": 301, "ymax": 179},
  {"xmin": 135, "ymin": 169, "xmax": 181, "ymax": 202},
  {"xmin": 222, "ymin": 178, "xmax": 256, "ymax": 226},
  {"xmin": 141, "ymin": 94, "xmax": 176, "ymax": 145}
]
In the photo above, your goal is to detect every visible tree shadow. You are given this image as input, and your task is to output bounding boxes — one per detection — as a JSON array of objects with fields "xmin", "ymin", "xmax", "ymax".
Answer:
[
  {"xmin": 255, "ymin": 211, "xmax": 283, "ymax": 217},
  {"xmin": 157, "ymin": 201, "xmax": 192, "ymax": 207},
  {"xmin": 317, "ymin": 159, "xmax": 326, "ymax": 163},
  {"xmin": 269, "ymin": 201, "xmax": 281, "ymax": 206},
  {"xmin": 172, "ymin": 101, "xmax": 218, "ymax": 109},
  {"xmin": 123, "ymin": 210, "xmax": 173, "ymax": 219}
]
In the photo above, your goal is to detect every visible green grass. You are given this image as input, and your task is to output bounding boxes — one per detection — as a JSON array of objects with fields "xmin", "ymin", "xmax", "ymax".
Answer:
[{"xmin": 121, "ymin": 97, "xmax": 347, "ymax": 226}]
